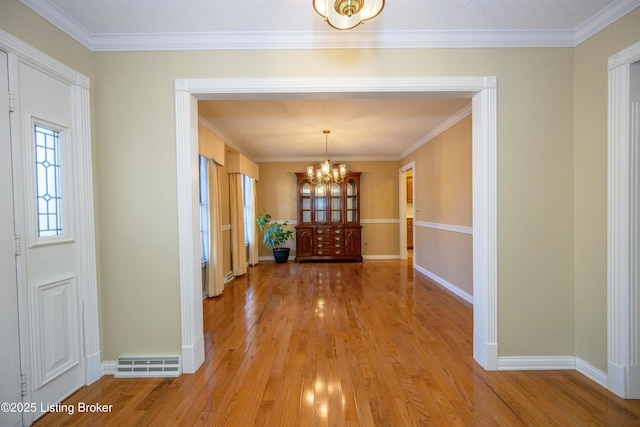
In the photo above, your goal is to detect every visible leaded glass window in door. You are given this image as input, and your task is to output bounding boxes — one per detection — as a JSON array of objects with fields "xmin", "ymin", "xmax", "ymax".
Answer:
[{"xmin": 34, "ymin": 125, "xmax": 63, "ymax": 236}]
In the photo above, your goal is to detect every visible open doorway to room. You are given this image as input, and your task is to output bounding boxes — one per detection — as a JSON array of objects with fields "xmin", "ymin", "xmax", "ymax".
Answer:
[
  {"xmin": 399, "ymin": 163, "xmax": 414, "ymax": 264},
  {"xmin": 174, "ymin": 76, "xmax": 498, "ymax": 374}
]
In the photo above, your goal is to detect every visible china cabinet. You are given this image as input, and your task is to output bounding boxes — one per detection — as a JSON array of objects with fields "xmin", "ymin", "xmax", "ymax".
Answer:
[{"xmin": 295, "ymin": 172, "xmax": 362, "ymax": 262}]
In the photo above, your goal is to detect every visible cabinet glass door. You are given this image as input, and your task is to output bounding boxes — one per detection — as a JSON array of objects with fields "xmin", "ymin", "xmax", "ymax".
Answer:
[
  {"xmin": 330, "ymin": 183, "xmax": 342, "ymax": 223},
  {"xmin": 300, "ymin": 180, "xmax": 311, "ymax": 223},
  {"xmin": 315, "ymin": 183, "xmax": 327, "ymax": 223},
  {"xmin": 346, "ymin": 179, "xmax": 357, "ymax": 223}
]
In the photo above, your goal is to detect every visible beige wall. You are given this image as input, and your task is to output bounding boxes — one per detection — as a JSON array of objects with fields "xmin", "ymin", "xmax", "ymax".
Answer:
[
  {"xmin": 254, "ymin": 162, "xmax": 299, "ymax": 258},
  {"xmin": 3, "ymin": 1, "xmax": 640, "ymax": 370},
  {"xmin": 0, "ymin": 1, "xmax": 93, "ymax": 78},
  {"xmin": 573, "ymin": 8, "xmax": 640, "ymax": 371},
  {"xmin": 402, "ymin": 115, "xmax": 473, "ymax": 296}
]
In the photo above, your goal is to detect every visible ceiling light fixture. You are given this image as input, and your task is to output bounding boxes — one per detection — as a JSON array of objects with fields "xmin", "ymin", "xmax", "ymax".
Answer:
[
  {"xmin": 313, "ymin": 0, "xmax": 385, "ymax": 30},
  {"xmin": 307, "ymin": 130, "xmax": 347, "ymax": 184}
]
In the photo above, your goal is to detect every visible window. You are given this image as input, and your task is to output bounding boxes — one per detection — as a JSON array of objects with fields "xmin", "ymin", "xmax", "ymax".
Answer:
[
  {"xmin": 199, "ymin": 156, "xmax": 209, "ymax": 263},
  {"xmin": 241, "ymin": 174, "xmax": 253, "ymax": 244},
  {"xmin": 34, "ymin": 124, "xmax": 63, "ymax": 236}
]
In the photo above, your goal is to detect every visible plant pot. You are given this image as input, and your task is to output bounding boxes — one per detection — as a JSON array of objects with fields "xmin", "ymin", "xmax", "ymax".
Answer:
[{"xmin": 273, "ymin": 248, "xmax": 290, "ymax": 264}]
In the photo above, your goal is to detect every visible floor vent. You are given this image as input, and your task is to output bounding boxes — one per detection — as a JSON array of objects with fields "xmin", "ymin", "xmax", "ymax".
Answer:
[{"xmin": 115, "ymin": 355, "xmax": 181, "ymax": 378}]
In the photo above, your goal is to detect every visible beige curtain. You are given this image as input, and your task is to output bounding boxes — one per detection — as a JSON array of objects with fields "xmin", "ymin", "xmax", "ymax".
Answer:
[
  {"xmin": 229, "ymin": 174, "xmax": 247, "ymax": 276},
  {"xmin": 207, "ymin": 161, "xmax": 225, "ymax": 297},
  {"xmin": 248, "ymin": 177, "xmax": 259, "ymax": 265}
]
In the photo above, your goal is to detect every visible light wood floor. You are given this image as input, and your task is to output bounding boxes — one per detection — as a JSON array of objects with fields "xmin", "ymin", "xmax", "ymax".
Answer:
[{"xmin": 35, "ymin": 260, "xmax": 640, "ymax": 426}]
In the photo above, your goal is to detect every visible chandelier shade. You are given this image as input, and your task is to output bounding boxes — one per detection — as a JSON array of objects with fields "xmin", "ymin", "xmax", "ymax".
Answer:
[
  {"xmin": 313, "ymin": 0, "xmax": 385, "ymax": 30},
  {"xmin": 306, "ymin": 130, "xmax": 347, "ymax": 184}
]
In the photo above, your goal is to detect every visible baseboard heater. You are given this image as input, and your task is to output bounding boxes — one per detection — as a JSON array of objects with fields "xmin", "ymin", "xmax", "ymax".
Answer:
[
  {"xmin": 115, "ymin": 355, "xmax": 181, "ymax": 378},
  {"xmin": 224, "ymin": 271, "xmax": 234, "ymax": 283}
]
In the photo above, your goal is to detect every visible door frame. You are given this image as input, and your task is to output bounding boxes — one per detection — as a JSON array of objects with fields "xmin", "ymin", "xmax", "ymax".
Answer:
[
  {"xmin": 174, "ymin": 76, "xmax": 498, "ymax": 373},
  {"xmin": 398, "ymin": 162, "xmax": 414, "ymax": 262},
  {"xmin": 0, "ymin": 29, "xmax": 101, "ymax": 386},
  {"xmin": 607, "ymin": 39, "xmax": 640, "ymax": 399}
]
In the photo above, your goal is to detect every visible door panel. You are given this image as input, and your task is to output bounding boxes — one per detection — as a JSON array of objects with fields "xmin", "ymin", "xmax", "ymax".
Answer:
[
  {"xmin": 30, "ymin": 277, "xmax": 79, "ymax": 389},
  {"xmin": 0, "ymin": 50, "xmax": 23, "ymax": 427},
  {"xmin": 14, "ymin": 57, "xmax": 83, "ymax": 421}
]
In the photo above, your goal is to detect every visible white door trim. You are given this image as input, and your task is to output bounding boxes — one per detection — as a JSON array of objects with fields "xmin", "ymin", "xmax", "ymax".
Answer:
[
  {"xmin": 607, "ymin": 39, "xmax": 640, "ymax": 399},
  {"xmin": 398, "ymin": 162, "xmax": 414, "ymax": 261},
  {"xmin": 0, "ymin": 28, "xmax": 101, "ymax": 386},
  {"xmin": 174, "ymin": 76, "xmax": 498, "ymax": 372}
]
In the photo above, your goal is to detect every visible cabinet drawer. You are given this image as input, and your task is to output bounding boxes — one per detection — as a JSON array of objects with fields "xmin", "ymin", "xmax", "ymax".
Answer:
[
  {"xmin": 315, "ymin": 235, "xmax": 343, "ymax": 243},
  {"xmin": 316, "ymin": 248, "xmax": 344, "ymax": 256},
  {"xmin": 315, "ymin": 242, "xmax": 343, "ymax": 249},
  {"xmin": 316, "ymin": 227, "xmax": 342, "ymax": 235}
]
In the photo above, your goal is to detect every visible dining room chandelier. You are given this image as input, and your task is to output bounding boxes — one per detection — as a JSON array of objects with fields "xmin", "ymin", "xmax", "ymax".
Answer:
[
  {"xmin": 306, "ymin": 130, "xmax": 347, "ymax": 184},
  {"xmin": 313, "ymin": 0, "xmax": 385, "ymax": 30}
]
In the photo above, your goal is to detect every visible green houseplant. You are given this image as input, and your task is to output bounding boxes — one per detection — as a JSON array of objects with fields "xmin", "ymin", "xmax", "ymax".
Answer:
[{"xmin": 257, "ymin": 211, "xmax": 294, "ymax": 263}]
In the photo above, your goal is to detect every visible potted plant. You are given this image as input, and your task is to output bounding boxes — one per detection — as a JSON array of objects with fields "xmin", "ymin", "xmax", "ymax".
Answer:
[{"xmin": 256, "ymin": 211, "xmax": 294, "ymax": 263}]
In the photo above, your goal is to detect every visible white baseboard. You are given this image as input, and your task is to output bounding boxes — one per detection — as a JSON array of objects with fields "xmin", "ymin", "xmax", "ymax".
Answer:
[
  {"xmin": 577, "ymin": 358, "xmax": 608, "ymax": 389},
  {"xmin": 498, "ymin": 355, "xmax": 575, "ymax": 371},
  {"xmin": 85, "ymin": 350, "xmax": 102, "ymax": 384},
  {"xmin": 258, "ymin": 255, "xmax": 295, "ymax": 262},
  {"xmin": 363, "ymin": 255, "xmax": 400, "ymax": 260},
  {"xmin": 413, "ymin": 264, "xmax": 473, "ymax": 304},
  {"xmin": 102, "ymin": 360, "xmax": 117, "ymax": 376},
  {"xmin": 474, "ymin": 334, "xmax": 498, "ymax": 370},
  {"xmin": 498, "ymin": 355, "xmax": 608, "ymax": 391},
  {"xmin": 182, "ymin": 335, "xmax": 205, "ymax": 374}
]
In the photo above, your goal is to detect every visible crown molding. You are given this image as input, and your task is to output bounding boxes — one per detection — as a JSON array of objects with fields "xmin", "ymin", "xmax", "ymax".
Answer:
[
  {"xmin": 90, "ymin": 29, "xmax": 577, "ymax": 51},
  {"xmin": 20, "ymin": 0, "xmax": 640, "ymax": 52},
  {"xmin": 197, "ymin": 117, "xmax": 254, "ymax": 160},
  {"xmin": 574, "ymin": 0, "xmax": 640, "ymax": 46},
  {"xmin": 400, "ymin": 103, "xmax": 472, "ymax": 159},
  {"xmin": 19, "ymin": 0, "xmax": 93, "ymax": 49}
]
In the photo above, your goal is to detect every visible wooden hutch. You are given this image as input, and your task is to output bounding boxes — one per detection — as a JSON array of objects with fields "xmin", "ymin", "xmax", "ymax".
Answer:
[{"xmin": 294, "ymin": 171, "xmax": 363, "ymax": 262}]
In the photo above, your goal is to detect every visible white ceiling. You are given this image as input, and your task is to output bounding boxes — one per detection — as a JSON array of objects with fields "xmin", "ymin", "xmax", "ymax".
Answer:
[
  {"xmin": 19, "ymin": 0, "xmax": 639, "ymax": 50},
  {"xmin": 17, "ymin": 0, "xmax": 639, "ymax": 162},
  {"xmin": 199, "ymin": 97, "xmax": 472, "ymax": 161}
]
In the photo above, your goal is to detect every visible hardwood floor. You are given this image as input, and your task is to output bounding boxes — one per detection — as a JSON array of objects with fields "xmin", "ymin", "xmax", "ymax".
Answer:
[{"xmin": 35, "ymin": 260, "xmax": 640, "ymax": 426}]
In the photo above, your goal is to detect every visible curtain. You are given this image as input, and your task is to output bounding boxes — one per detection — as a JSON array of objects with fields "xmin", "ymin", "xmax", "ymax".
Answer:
[
  {"xmin": 207, "ymin": 161, "xmax": 225, "ymax": 297},
  {"xmin": 248, "ymin": 177, "xmax": 259, "ymax": 265},
  {"xmin": 229, "ymin": 174, "xmax": 247, "ymax": 276}
]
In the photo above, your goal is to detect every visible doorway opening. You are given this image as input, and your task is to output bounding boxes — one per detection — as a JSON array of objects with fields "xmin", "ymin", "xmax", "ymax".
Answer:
[
  {"xmin": 399, "ymin": 163, "xmax": 414, "ymax": 264},
  {"xmin": 174, "ymin": 76, "xmax": 498, "ymax": 373}
]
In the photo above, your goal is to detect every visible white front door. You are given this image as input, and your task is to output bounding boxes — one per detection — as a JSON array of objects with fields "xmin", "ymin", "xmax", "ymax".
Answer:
[
  {"xmin": 0, "ymin": 50, "xmax": 23, "ymax": 427},
  {"xmin": 11, "ymin": 55, "xmax": 84, "ymax": 423}
]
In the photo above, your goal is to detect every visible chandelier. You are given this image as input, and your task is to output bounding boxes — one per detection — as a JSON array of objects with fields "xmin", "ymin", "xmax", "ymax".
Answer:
[
  {"xmin": 306, "ymin": 130, "xmax": 347, "ymax": 184},
  {"xmin": 313, "ymin": 0, "xmax": 385, "ymax": 30}
]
